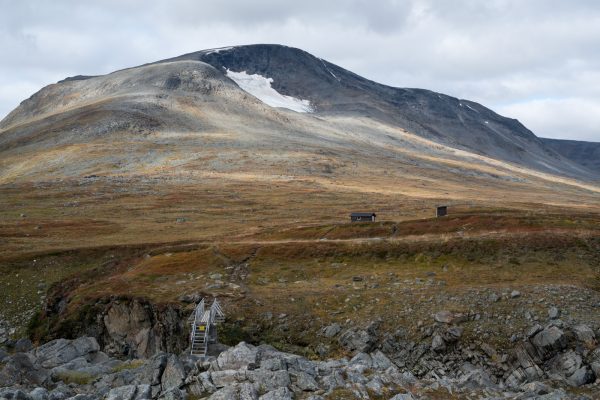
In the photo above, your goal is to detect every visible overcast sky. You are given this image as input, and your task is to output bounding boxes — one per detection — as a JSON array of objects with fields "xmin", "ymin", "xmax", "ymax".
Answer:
[{"xmin": 1, "ymin": 0, "xmax": 599, "ymax": 141}]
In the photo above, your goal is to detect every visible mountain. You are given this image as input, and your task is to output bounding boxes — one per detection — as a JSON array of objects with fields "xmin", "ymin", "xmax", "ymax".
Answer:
[
  {"xmin": 0, "ymin": 44, "xmax": 597, "ymax": 186},
  {"xmin": 541, "ymin": 138, "xmax": 600, "ymax": 176},
  {"xmin": 163, "ymin": 44, "xmax": 597, "ymax": 180}
]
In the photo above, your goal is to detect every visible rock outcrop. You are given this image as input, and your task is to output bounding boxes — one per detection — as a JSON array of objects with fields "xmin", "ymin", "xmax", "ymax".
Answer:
[
  {"xmin": 38, "ymin": 297, "xmax": 188, "ymax": 359},
  {"xmin": 1, "ymin": 332, "xmax": 598, "ymax": 400}
]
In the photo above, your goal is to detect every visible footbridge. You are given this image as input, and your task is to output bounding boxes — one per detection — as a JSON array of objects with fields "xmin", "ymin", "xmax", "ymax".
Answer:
[{"xmin": 189, "ymin": 298, "xmax": 225, "ymax": 356}]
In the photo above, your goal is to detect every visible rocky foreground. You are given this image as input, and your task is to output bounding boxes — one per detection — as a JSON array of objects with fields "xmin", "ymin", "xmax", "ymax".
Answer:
[{"xmin": 1, "ymin": 312, "xmax": 600, "ymax": 400}]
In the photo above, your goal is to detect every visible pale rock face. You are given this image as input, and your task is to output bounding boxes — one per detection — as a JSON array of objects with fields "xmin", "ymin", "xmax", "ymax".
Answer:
[{"xmin": 216, "ymin": 342, "xmax": 258, "ymax": 371}]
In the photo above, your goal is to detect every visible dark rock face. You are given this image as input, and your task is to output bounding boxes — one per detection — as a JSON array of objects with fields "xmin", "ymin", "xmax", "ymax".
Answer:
[
  {"xmin": 101, "ymin": 299, "xmax": 186, "ymax": 358},
  {"xmin": 165, "ymin": 44, "xmax": 598, "ymax": 180},
  {"xmin": 38, "ymin": 297, "xmax": 188, "ymax": 358},
  {"xmin": 338, "ymin": 320, "xmax": 380, "ymax": 353}
]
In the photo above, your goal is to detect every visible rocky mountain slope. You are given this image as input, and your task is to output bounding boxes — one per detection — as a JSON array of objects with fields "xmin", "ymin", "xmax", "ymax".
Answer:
[
  {"xmin": 0, "ymin": 44, "xmax": 598, "ymax": 185},
  {"xmin": 164, "ymin": 44, "xmax": 597, "ymax": 180},
  {"xmin": 542, "ymin": 138, "xmax": 600, "ymax": 176}
]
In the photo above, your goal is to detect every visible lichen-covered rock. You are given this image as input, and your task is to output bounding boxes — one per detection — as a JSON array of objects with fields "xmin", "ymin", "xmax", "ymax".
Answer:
[
  {"xmin": 28, "ymin": 387, "xmax": 49, "ymax": 400},
  {"xmin": 571, "ymin": 324, "xmax": 596, "ymax": 346},
  {"xmin": 291, "ymin": 370, "xmax": 318, "ymax": 391},
  {"xmin": 566, "ymin": 366, "xmax": 594, "ymax": 387},
  {"xmin": 210, "ymin": 370, "xmax": 246, "ymax": 388},
  {"xmin": 105, "ymin": 385, "xmax": 137, "ymax": 400},
  {"xmin": 322, "ymin": 323, "xmax": 341, "ymax": 338},
  {"xmin": 548, "ymin": 350, "xmax": 582, "ymax": 379},
  {"xmin": 246, "ymin": 369, "xmax": 290, "ymax": 392},
  {"xmin": 258, "ymin": 387, "xmax": 293, "ymax": 400},
  {"xmin": 208, "ymin": 382, "xmax": 257, "ymax": 400},
  {"xmin": 338, "ymin": 321, "xmax": 380, "ymax": 354},
  {"xmin": 160, "ymin": 354, "xmax": 186, "ymax": 392},
  {"xmin": 216, "ymin": 342, "xmax": 258, "ymax": 371},
  {"xmin": 33, "ymin": 337, "xmax": 100, "ymax": 371},
  {"xmin": 431, "ymin": 334, "xmax": 446, "ymax": 352},
  {"xmin": 0, "ymin": 352, "xmax": 50, "ymax": 387},
  {"xmin": 531, "ymin": 326, "xmax": 567, "ymax": 359},
  {"xmin": 370, "ymin": 350, "xmax": 393, "ymax": 371}
]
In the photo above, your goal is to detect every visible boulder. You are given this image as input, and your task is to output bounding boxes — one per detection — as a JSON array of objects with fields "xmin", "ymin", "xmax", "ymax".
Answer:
[
  {"xmin": 433, "ymin": 311, "xmax": 453, "ymax": 324},
  {"xmin": 548, "ymin": 350, "xmax": 581, "ymax": 378},
  {"xmin": 160, "ymin": 355, "xmax": 186, "ymax": 392},
  {"xmin": 184, "ymin": 370, "xmax": 215, "ymax": 396},
  {"xmin": 322, "ymin": 323, "xmax": 341, "ymax": 338},
  {"xmin": 566, "ymin": 366, "xmax": 594, "ymax": 387},
  {"xmin": 431, "ymin": 334, "xmax": 446, "ymax": 352},
  {"xmin": 520, "ymin": 381, "xmax": 551, "ymax": 395},
  {"xmin": 506, "ymin": 343, "xmax": 543, "ymax": 387},
  {"xmin": 526, "ymin": 324, "xmax": 543, "ymax": 338},
  {"xmin": 34, "ymin": 337, "xmax": 99, "ymax": 369},
  {"xmin": 389, "ymin": 394, "xmax": 415, "ymax": 400},
  {"xmin": 0, "ymin": 352, "xmax": 49, "ymax": 386},
  {"xmin": 457, "ymin": 365, "xmax": 497, "ymax": 390},
  {"xmin": 370, "ymin": 350, "xmax": 393, "ymax": 371},
  {"xmin": 0, "ymin": 388, "xmax": 32, "ymax": 400},
  {"xmin": 258, "ymin": 387, "xmax": 293, "ymax": 400},
  {"xmin": 211, "ymin": 370, "xmax": 245, "ymax": 388},
  {"xmin": 548, "ymin": 307, "xmax": 560, "ymax": 320},
  {"xmin": 216, "ymin": 342, "xmax": 258, "ymax": 370},
  {"xmin": 291, "ymin": 371, "xmax": 318, "ymax": 391},
  {"xmin": 338, "ymin": 321, "xmax": 379, "ymax": 353},
  {"xmin": 28, "ymin": 388, "xmax": 49, "ymax": 400},
  {"xmin": 0, "ymin": 325, "xmax": 8, "ymax": 345},
  {"xmin": 15, "ymin": 339, "xmax": 33, "ymax": 353},
  {"xmin": 105, "ymin": 385, "xmax": 137, "ymax": 400},
  {"xmin": 246, "ymin": 369, "xmax": 290, "ymax": 392},
  {"xmin": 349, "ymin": 352, "xmax": 372, "ymax": 368},
  {"xmin": 208, "ymin": 382, "xmax": 257, "ymax": 400},
  {"xmin": 365, "ymin": 376, "xmax": 385, "ymax": 396},
  {"xmin": 531, "ymin": 326, "xmax": 567, "ymax": 359},
  {"xmin": 160, "ymin": 389, "xmax": 186, "ymax": 400},
  {"xmin": 488, "ymin": 292, "xmax": 501, "ymax": 303},
  {"xmin": 283, "ymin": 354, "xmax": 317, "ymax": 377},
  {"xmin": 443, "ymin": 326, "xmax": 463, "ymax": 343},
  {"xmin": 572, "ymin": 324, "xmax": 596, "ymax": 346},
  {"xmin": 320, "ymin": 370, "xmax": 345, "ymax": 391}
]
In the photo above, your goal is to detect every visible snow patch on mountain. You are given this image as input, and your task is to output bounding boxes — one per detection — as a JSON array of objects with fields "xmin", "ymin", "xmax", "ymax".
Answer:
[{"xmin": 225, "ymin": 69, "xmax": 313, "ymax": 113}]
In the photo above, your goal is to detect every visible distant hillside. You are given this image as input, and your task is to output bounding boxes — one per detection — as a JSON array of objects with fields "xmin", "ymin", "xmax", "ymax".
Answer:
[{"xmin": 542, "ymin": 138, "xmax": 600, "ymax": 177}]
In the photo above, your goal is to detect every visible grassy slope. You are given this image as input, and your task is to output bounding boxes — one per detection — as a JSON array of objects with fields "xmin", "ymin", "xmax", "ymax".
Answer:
[{"xmin": 0, "ymin": 175, "xmax": 599, "ymax": 351}]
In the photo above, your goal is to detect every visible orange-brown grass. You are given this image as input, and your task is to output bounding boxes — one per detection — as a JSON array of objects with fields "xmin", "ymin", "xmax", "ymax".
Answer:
[
  {"xmin": 1, "ymin": 175, "xmax": 599, "ymax": 347},
  {"xmin": 34, "ymin": 227, "xmax": 598, "ymax": 355}
]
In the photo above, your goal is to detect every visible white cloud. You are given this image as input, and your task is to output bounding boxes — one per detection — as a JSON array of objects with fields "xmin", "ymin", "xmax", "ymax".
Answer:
[
  {"xmin": 0, "ymin": 0, "xmax": 599, "ymax": 141},
  {"xmin": 498, "ymin": 98, "xmax": 600, "ymax": 142}
]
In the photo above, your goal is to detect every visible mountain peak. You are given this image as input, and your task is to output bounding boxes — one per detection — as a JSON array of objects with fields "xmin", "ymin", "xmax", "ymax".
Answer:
[{"xmin": 0, "ymin": 44, "xmax": 597, "ymax": 182}]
